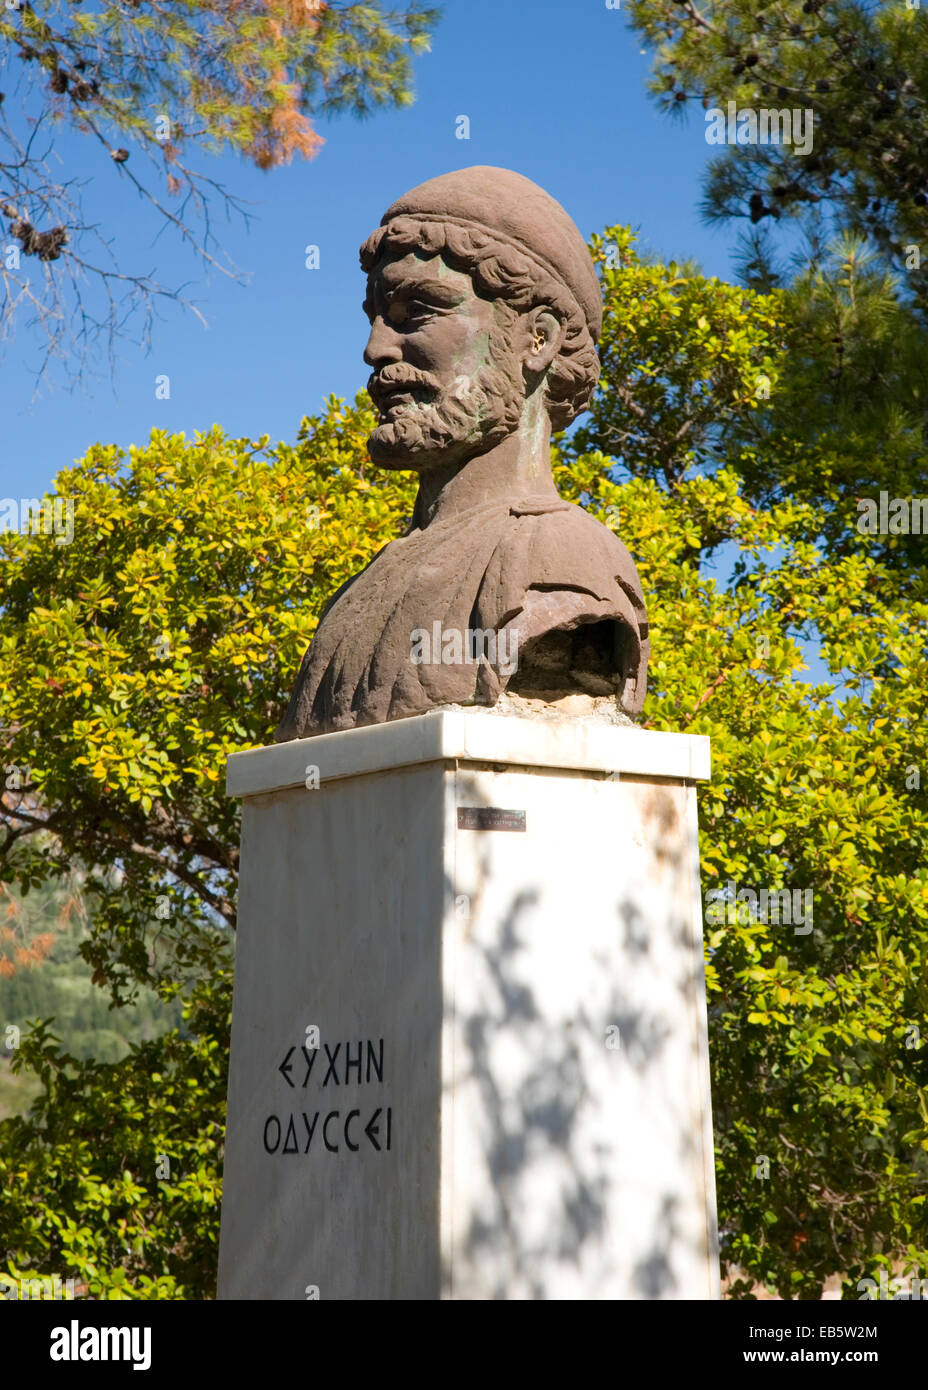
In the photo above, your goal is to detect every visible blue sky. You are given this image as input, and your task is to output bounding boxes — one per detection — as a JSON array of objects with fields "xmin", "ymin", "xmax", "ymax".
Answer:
[{"xmin": 1, "ymin": 0, "xmax": 745, "ymax": 499}]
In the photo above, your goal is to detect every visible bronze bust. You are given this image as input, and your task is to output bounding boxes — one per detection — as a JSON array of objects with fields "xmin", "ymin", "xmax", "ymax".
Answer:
[{"xmin": 276, "ymin": 166, "xmax": 649, "ymax": 741}]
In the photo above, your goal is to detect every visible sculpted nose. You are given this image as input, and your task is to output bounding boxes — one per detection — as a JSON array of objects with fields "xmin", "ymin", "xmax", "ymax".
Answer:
[{"xmin": 363, "ymin": 316, "xmax": 403, "ymax": 369}]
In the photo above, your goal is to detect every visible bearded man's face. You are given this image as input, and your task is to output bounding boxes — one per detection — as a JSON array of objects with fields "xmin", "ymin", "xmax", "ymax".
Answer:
[{"xmin": 362, "ymin": 251, "xmax": 525, "ymax": 471}]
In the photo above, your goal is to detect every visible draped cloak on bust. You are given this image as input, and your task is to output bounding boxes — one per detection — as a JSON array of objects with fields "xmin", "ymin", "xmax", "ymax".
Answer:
[{"xmin": 275, "ymin": 494, "xmax": 650, "ymax": 741}]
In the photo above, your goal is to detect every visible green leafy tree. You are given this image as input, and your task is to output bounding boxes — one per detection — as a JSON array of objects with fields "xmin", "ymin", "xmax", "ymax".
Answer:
[
  {"xmin": 584, "ymin": 225, "xmax": 928, "ymax": 574},
  {"xmin": 729, "ymin": 233, "xmax": 928, "ymax": 578},
  {"xmin": 626, "ymin": 0, "xmax": 928, "ymax": 302},
  {"xmin": 624, "ymin": 4, "xmax": 928, "ymax": 585}
]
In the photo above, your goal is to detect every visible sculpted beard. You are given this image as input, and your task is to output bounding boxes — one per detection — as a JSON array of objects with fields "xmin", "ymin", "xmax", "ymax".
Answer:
[{"xmin": 367, "ymin": 305, "xmax": 524, "ymax": 465}]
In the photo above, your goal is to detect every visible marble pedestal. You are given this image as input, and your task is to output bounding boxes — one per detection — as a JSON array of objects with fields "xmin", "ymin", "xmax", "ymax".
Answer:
[{"xmin": 217, "ymin": 709, "xmax": 718, "ymax": 1300}]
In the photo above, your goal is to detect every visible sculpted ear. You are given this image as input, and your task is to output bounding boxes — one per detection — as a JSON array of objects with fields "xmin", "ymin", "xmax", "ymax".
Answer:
[{"xmin": 522, "ymin": 307, "xmax": 563, "ymax": 375}]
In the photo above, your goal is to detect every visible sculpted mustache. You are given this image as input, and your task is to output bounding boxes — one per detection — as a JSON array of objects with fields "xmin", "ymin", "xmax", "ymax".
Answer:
[{"xmin": 369, "ymin": 369, "xmax": 441, "ymax": 396}]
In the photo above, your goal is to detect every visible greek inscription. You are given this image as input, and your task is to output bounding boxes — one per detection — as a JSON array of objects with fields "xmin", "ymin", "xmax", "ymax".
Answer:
[{"xmin": 264, "ymin": 1037, "xmax": 392, "ymax": 1157}]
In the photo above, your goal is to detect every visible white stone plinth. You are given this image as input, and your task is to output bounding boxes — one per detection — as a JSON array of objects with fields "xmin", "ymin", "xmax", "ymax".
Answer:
[{"xmin": 217, "ymin": 709, "xmax": 719, "ymax": 1300}]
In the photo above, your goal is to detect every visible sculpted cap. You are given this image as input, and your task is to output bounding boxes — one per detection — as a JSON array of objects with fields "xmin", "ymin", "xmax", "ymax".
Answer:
[{"xmin": 376, "ymin": 165, "xmax": 603, "ymax": 343}]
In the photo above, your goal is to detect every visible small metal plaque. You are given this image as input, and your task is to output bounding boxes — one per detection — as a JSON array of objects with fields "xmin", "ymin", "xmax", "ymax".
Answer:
[{"xmin": 457, "ymin": 807, "xmax": 526, "ymax": 832}]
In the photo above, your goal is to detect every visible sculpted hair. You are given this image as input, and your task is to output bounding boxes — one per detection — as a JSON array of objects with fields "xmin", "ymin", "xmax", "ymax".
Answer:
[{"xmin": 360, "ymin": 215, "xmax": 601, "ymax": 430}]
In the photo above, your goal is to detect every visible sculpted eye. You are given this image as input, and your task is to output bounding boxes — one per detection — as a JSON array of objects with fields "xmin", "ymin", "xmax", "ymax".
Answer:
[{"xmin": 387, "ymin": 297, "xmax": 437, "ymax": 326}]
